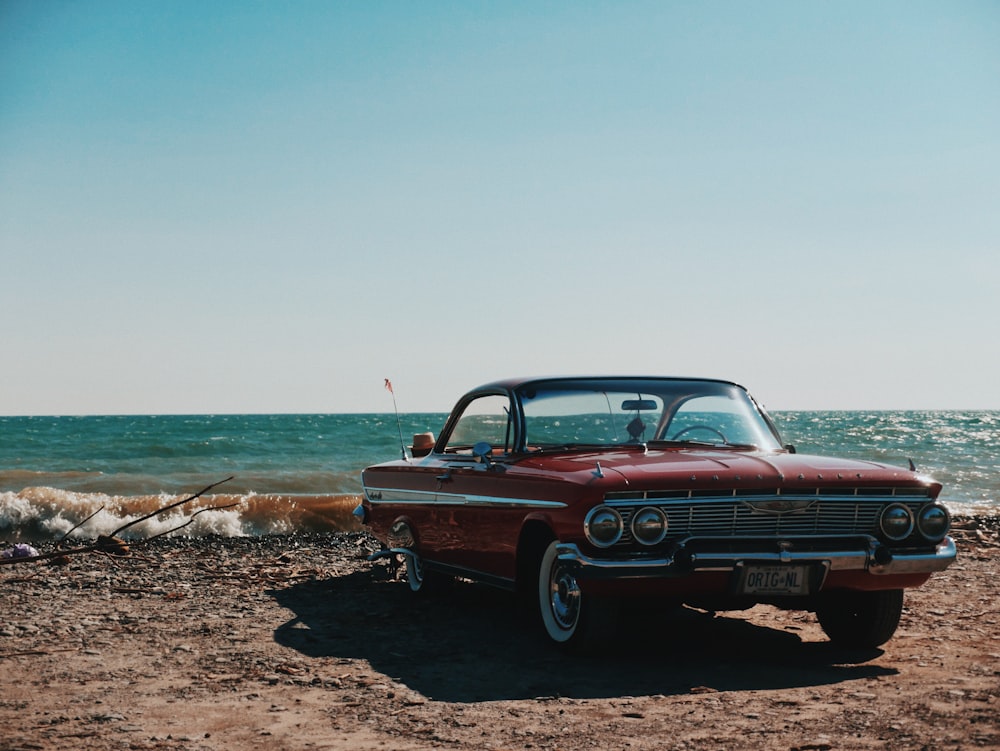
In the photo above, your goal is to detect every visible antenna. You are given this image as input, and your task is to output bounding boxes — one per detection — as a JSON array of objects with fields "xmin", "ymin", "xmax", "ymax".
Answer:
[{"xmin": 385, "ymin": 378, "xmax": 409, "ymax": 461}]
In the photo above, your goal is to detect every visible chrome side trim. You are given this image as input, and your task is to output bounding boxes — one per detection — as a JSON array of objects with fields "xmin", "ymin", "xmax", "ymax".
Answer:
[
  {"xmin": 363, "ymin": 486, "xmax": 567, "ymax": 509},
  {"xmin": 555, "ymin": 535, "xmax": 956, "ymax": 579}
]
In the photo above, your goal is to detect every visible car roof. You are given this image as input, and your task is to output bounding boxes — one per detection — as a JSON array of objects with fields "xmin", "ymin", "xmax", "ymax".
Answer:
[{"xmin": 469, "ymin": 375, "xmax": 748, "ymax": 393}]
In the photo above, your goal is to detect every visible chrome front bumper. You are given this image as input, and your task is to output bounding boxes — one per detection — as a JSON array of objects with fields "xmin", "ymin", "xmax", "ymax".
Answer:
[{"xmin": 556, "ymin": 535, "xmax": 957, "ymax": 579}]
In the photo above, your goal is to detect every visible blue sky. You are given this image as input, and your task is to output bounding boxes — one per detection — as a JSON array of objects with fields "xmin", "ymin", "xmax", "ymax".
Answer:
[{"xmin": 2, "ymin": 1, "xmax": 998, "ymax": 415}]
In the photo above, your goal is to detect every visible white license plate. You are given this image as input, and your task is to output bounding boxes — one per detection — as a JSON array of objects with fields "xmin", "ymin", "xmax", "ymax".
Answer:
[{"xmin": 741, "ymin": 565, "xmax": 810, "ymax": 595}]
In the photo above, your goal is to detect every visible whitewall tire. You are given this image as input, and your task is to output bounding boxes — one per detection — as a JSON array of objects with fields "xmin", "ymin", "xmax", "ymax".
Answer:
[{"xmin": 537, "ymin": 540, "xmax": 617, "ymax": 650}]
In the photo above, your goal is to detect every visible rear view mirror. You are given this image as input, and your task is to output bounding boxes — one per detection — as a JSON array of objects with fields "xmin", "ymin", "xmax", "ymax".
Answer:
[{"xmin": 621, "ymin": 399, "xmax": 657, "ymax": 411}]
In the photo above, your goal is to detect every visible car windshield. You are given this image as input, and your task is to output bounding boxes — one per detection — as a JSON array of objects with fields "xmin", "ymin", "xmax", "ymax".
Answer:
[{"xmin": 516, "ymin": 378, "xmax": 781, "ymax": 450}]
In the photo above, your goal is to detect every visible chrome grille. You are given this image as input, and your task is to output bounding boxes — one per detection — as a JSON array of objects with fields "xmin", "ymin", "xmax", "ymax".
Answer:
[{"xmin": 605, "ymin": 488, "xmax": 932, "ymax": 544}]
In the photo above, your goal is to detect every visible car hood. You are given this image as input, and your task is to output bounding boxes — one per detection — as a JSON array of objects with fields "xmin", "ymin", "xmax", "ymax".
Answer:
[{"xmin": 514, "ymin": 448, "xmax": 937, "ymax": 491}]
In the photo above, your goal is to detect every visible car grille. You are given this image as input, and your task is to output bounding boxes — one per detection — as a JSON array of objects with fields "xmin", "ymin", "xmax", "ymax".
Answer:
[{"xmin": 604, "ymin": 487, "xmax": 932, "ymax": 543}]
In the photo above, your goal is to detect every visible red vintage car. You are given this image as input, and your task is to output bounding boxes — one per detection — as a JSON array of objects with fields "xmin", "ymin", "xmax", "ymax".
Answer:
[{"xmin": 357, "ymin": 377, "xmax": 956, "ymax": 650}]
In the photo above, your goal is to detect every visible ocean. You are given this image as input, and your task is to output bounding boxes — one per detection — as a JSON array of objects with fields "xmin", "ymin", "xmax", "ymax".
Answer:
[{"xmin": 1, "ymin": 411, "xmax": 997, "ymax": 542}]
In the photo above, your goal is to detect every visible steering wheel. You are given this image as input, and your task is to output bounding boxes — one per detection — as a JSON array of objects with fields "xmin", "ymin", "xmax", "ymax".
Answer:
[{"xmin": 670, "ymin": 424, "xmax": 728, "ymax": 443}]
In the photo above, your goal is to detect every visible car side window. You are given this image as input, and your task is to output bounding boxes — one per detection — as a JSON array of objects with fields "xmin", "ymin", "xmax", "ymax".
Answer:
[{"xmin": 443, "ymin": 395, "xmax": 512, "ymax": 455}]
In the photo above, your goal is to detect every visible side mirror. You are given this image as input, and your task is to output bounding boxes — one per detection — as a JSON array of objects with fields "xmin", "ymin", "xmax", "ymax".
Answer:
[
  {"xmin": 784, "ymin": 444, "xmax": 796, "ymax": 454},
  {"xmin": 473, "ymin": 441, "xmax": 494, "ymax": 468}
]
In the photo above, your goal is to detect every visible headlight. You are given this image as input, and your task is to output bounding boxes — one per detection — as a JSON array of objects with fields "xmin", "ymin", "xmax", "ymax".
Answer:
[
  {"xmin": 585, "ymin": 506, "xmax": 623, "ymax": 548},
  {"xmin": 879, "ymin": 503, "xmax": 915, "ymax": 541},
  {"xmin": 917, "ymin": 503, "xmax": 951, "ymax": 541},
  {"xmin": 631, "ymin": 506, "xmax": 668, "ymax": 545}
]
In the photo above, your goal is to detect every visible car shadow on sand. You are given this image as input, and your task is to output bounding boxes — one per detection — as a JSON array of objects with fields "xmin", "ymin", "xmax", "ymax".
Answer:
[{"xmin": 269, "ymin": 570, "xmax": 896, "ymax": 704}]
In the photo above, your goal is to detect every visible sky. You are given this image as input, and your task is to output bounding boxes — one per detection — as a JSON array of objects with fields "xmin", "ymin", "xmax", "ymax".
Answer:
[{"xmin": 1, "ymin": 1, "xmax": 998, "ymax": 415}]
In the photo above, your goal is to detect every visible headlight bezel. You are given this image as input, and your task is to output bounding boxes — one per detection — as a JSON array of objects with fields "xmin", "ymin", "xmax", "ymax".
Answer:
[
  {"xmin": 916, "ymin": 502, "xmax": 951, "ymax": 542},
  {"xmin": 630, "ymin": 506, "xmax": 668, "ymax": 546},
  {"xmin": 584, "ymin": 505, "xmax": 624, "ymax": 548},
  {"xmin": 879, "ymin": 502, "xmax": 916, "ymax": 541}
]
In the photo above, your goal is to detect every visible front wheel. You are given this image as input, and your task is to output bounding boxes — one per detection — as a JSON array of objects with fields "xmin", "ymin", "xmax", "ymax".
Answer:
[
  {"xmin": 538, "ymin": 541, "xmax": 617, "ymax": 651},
  {"xmin": 815, "ymin": 589, "xmax": 904, "ymax": 648}
]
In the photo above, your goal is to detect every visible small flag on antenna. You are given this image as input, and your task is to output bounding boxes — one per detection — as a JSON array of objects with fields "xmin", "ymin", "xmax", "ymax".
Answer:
[{"xmin": 384, "ymin": 378, "xmax": 393, "ymax": 394}]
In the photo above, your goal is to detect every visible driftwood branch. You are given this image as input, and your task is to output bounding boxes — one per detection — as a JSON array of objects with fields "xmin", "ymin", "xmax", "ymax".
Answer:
[
  {"xmin": 0, "ymin": 477, "xmax": 236, "ymax": 567},
  {"xmin": 59, "ymin": 505, "xmax": 105, "ymax": 543},
  {"xmin": 0, "ymin": 647, "xmax": 79, "ymax": 659},
  {"xmin": 109, "ymin": 476, "xmax": 235, "ymax": 537},
  {"xmin": 142, "ymin": 501, "xmax": 240, "ymax": 543}
]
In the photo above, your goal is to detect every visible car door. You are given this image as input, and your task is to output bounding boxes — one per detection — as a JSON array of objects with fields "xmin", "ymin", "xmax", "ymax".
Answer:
[{"xmin": 417, "ymin": 393, "xmax": 522, "ymax": 578}]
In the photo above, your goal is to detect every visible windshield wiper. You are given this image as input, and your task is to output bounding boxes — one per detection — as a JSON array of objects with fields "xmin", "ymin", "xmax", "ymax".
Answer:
[
  {"xmin": 649, "ymin": 439, "xmax": 758, "ymax": 449},
  {"xmin": 529, "ymin": 442, "xmax": 645, "ymax": 453}
]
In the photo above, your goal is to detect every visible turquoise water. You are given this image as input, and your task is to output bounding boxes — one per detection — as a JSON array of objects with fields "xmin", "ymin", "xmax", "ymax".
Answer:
[
  {"xmin": 0, "ymin": 413, "xmax": 445, "ymax": 495},
  {"xmin": 773, "ymin": 411, "xmax": 999, "ymax": 510},
  {"xmin": 1, "ymin": 411, "xmax": 996, "ymax": 540}
]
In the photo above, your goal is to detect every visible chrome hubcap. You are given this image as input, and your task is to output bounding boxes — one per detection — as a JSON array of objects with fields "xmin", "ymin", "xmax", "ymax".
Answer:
[{"xmin": 549, "ymin": 565, "xmax": 581, "ymax": 630}]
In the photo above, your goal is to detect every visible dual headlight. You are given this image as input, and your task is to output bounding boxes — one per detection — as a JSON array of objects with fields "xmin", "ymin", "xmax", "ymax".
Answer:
[
  {"xmin": 879, "ymin": 502, "xmax": 951, "ymax": 542},
  {"xmin": 585, "ymin": 505, "xmax": 668, "ymax": 548}
]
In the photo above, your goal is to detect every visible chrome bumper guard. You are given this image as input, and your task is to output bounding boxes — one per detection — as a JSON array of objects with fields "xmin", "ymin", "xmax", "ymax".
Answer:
[{"xmin": 556, "ymin": 535, "xmax": 957, "ymax": 579}]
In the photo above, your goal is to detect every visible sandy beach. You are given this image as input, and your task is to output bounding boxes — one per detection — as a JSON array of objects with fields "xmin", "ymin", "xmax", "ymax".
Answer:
[{"xmin": 2, "ymin": 518, "xmax": 997, "ymax": 751}]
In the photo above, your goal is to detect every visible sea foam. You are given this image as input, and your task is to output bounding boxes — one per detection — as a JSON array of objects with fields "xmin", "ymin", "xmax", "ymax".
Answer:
[{"xmin": 0, "ymin": 487, "xmax": 361, "ymax": 542}]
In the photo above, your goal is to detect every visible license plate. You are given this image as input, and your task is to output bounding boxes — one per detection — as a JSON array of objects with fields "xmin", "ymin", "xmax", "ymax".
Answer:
[{"xmin": 740, "ymin": 565, "xmax": 810, "ymax": 595}]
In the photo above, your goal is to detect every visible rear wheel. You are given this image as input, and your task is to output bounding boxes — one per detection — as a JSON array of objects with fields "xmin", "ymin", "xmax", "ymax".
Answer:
[
  {"xmin": 404, "ymin": 552, "xmax": 448, "ymax": 594},
  {"xmin": 538, "ymin": 541, "xmax": 617, "ymax": 651},
  {"xmin": 815, "ymin": 589, "xmax": 904, "ymax": 648}
]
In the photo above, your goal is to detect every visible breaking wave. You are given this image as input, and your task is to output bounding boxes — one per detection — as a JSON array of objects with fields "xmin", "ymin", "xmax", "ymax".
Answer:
[{"xmin": 0, "ymin": 487, "xmax": 362, "ymax": 542}]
